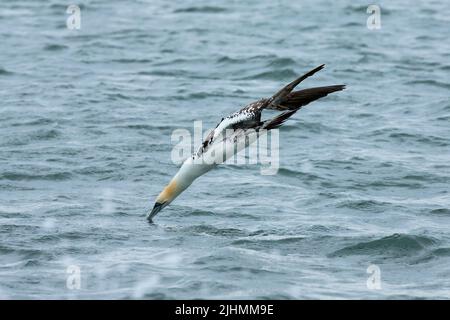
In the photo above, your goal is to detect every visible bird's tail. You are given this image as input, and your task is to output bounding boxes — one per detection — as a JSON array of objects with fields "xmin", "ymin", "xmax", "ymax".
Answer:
[
  {"xmin": 261, "ymin": 84, "xmax": 346, "ymax": 130},
  {"xmin": 261, "ymin": 110, "xmax": 298, "ymax": 130}
]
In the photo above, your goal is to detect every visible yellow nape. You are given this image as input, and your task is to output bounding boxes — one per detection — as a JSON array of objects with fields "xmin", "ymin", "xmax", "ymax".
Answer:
[{"xmin": 159, "ymin": 180, "xmax": 177, "ymax": 202}]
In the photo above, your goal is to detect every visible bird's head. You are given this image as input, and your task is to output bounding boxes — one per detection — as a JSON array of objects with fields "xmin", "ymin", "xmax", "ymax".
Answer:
[
  {"xmin": 146, "ymin": 154, "xmax": 216, "ymax": 223},
  {"xmin": 147, "ymin": 179, "xmax": 179, "ymax": 222}
]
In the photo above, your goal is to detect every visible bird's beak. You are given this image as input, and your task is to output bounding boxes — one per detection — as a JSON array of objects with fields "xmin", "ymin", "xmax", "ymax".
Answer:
[{"xmin": 147, "ymin": 202, "xmax": 166, "ymax": 223}]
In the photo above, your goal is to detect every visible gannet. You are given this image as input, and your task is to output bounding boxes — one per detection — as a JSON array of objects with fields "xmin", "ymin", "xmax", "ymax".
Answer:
[{"xmin": 147, "ymin": 64, "xmax": 345, "ymax": 222}]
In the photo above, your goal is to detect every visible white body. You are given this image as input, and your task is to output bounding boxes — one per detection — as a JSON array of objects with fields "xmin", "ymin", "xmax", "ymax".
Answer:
[{"xmin": 176, "ymin": 129, "xmax": 262, "ymax": 192}]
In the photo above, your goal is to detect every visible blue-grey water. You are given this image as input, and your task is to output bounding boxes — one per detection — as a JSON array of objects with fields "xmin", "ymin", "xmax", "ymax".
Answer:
[{"xmin": 1, "ymin": 0, "xmax": 450, "ymax": 299}]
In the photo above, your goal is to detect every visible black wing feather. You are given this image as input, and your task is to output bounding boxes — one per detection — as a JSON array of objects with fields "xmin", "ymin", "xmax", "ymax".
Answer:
[{"xmin": 269, "ymin": 85, "xmax": 346, "ymax": 111}]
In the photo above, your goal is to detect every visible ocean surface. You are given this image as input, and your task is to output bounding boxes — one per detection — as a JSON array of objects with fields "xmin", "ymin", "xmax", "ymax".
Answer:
[{"xmin": 1, "ymin": 0, "xmax": 449, "ymax": 299}]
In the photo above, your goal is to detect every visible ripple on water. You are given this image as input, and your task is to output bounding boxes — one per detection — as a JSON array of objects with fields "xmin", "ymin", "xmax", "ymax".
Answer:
[
  {"xmin": 173, "ymin": 6, "xmax": 228, "ymax": 13},
  {"xmin": 429, "ymin": 208, "xmax": 450, "ymax": 216},
  {"xmin": 231, "ymin": 236, "xmax": 305, "ymax": 253},
  {"xmin": 43, "ymin": 44, "xmax": 68, "ymax": 51},
  {"xmin": 277, "ymin": 167, "xmax": 322, "ymax": 181},
  {"xmin": 0, "ymin": 171, "xmax": 72, "ymax": 181},
  {"xmin": 0, "ymin": 67, "xmax": 13, "ymax": 75},
  {"xmin": 336, "ymin": 199, "xmax": 394, "ymax": 212},
  {"xmin": 237, "ymin": 68, "xmax": 298, "ymax": 81},
  {"xmin": 406, "ymin": 80, "xmax": 450, "ymax": 90},
  {"xmin": 328, "ymin": 234, "xmax": 439, "ymax": 258},
  {"xmin": 388, "ymin": 132, "xmax": 449, "ymax": 147},
  {"xmin": 178, "ymin": 225, "xmax": 249, "ymax": 237}
]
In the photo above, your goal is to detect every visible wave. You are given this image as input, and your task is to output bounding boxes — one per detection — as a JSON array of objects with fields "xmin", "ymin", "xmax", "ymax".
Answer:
[
  {"xmin": 412, "ymin": 247, "xmax": 450, "ymax": 264},
  {"xmin": 110, "ymin": 58, "xmax": 152, "ymax": 64},
  {"xmin": 0, "ymin": 171, "xmax": 72, "ymax": 181},
  {"xmin": 43, "ymin": 44, "xmax": 68, "ymax": 51},
  {"xmin": 431, "ymin": 247, "xmax": 450, "ymax": 257},
  {"xmin": 367, "ymin": 129, "xmax": 449, "ymax": 147},
  {"xmin": 344, "ymin": 5, "xmax": 391, "ymax": 15},
  {"xmin": 429, "ymin": 208, "xmax": 450, "ymax": 215},
  {"xmin": 328, "ymin": 233, "xmax": 438, "ymax": 258},
  {"xmin": 336, "ymin": 199, "xmax": 391, "ymax": 211},
  {"xmin": 357, "ymin": 180, "xmax": 423, "ymax": 189},
  {"xmin": 388, "ymin": 132, "xmax": 449, "ymax": 147},
  {"xmin": 0, "ymin": 67, "xmax": 13, "ymax": 75},
  {"xmin": 237, "ymin": 68, "xmax": 298, "ymax": 81},
  {"xmin": 188, "ymin": 209, "xmax": 217, "ymax": 217},
  {"xmin": 173, "ymin": 6, "xmax": 227, "ymax": 13},
  {"xmin": 199, "ymin": 264, "xmax": 278, "ymax": 275},
  {"xmin": 276, "ymin": 167, "xmax": 322, "ymax": 181},
  {"xmin": 217, "ymin": 55, "xmax": 297, "ymax": 71},
  {"xmin": 0, "ymin": 245, "xmax": 43, "ymax": 259},
  {"xmin": 406, "ymin": 80, "xmax": 450, "ymax": 90},
  {"xmin": 11, "ymin": 118, "xmax": 54, "ymax": 127},
  {"xmin": 232, "ymin": 236, "xmax": 305, "ymax": 248},
  {"xmin": 216, "ymin": 55, "xmax": 269, "ymax": 64},
  {"xmin": 177, "ymin": 225, "xmax": 249, "ymax": 237},
  {"xmin": 266, "ymin": 58, "xmax": 297, "ymax": 68},
  {"xmin": 115, "ymin": 123, "xmax": 179, "ymax": 130}
]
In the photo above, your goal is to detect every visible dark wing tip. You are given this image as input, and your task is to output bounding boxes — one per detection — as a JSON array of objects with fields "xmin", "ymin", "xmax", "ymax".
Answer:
[
  {"xmin": 304, "ymin": 64, "xmax": 325, "ymax": 77},
  {"xmin": 270, "ymin": 84, "xmax": 345, "ymax": 111},
  {"xmin": 309, "ymin": 64, "xmax": 325, "ymax": 71},
  {"xmin": 325, "ymin": 84, "xmax": 346, "ymax": 93},
  {"xmin": 267, "ymin": 64, "xmax": 327, "ymax": 109},
  {"xmin": 334, "ymin": 84, "xmax": 346, "ymax": 90},
  {"xmin": 296, "ymin": 64, "xmax": 326, "ymax": 83}
]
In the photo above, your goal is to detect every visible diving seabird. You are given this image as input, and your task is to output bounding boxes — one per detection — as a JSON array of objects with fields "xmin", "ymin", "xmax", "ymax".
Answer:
[{"xmin": 147, "ymin": 64, "xmax": 345, "ymax": 222}]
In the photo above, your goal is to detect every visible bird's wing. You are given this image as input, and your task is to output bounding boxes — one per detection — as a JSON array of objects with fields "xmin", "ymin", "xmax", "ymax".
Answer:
[
  {"xmin": 259, "ymin": 85, "xmax": 345, "ymax": 129},
  {"xmin": 196, "ymin": 100, "xmax": 265, "ymax": 156},
  {"xmin": 269, "ymin": 85, "xmax": 346, "ymax": 111},
  {"xmin": 262, "ymin": 64, "xmax": 326, "ymax": 111},
  {"xmin": 196, "ymin": 65, "xmax": 345, "ymax": 156}
]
